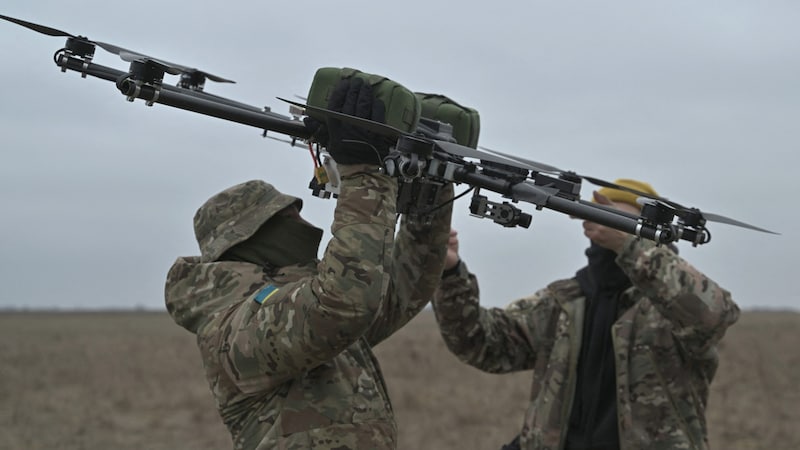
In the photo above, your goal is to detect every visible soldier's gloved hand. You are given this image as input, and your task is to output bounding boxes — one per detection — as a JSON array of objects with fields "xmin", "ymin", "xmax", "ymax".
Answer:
[
  {"xmin": 324, "ymin": 77, "xmax": 391, "ymax": 165},
  {"xmin": 303, "ymin": 115, "xmax": 328, "ymax": 147}
]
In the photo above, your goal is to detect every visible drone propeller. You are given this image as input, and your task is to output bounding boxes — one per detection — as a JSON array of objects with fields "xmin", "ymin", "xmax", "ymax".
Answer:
[
  {"xmin": 638, "ymin": 198, "xmax": 779, "ymax": 235},
  {"xmin": 276, "ymin": 97, "xmax": 553, "ymax": 170},
  {"xmin": 0, "ymin": 14, "xmax": 234, "ymax": 86},
  {"xmin": 472, "ymin": 136, "xmax": 779, "ymax": 236},
  {"xmin": 479, "ymin": 146, "xmax": 682, "ymax": 204},
  {"xmin": 277, "ymin": 96, "xmax": 405, "ymax": 138},
  {"xmin": 115, "ymin": 50, "xmax": 234, "ymax": 84},
  {"xmin": 1, "ymin": 14, "xmax": 83, "ymax": 38},
  {"xmin": 700, "ymin": 211, "xmax": 778, "ymax": 234},
  {"xmin": 0, "ymin": 14, "xmax": 126, "ymax": 57},
  {"xmin": 432, "ymin": 140, "xmax": 552, "ymax": 172}
]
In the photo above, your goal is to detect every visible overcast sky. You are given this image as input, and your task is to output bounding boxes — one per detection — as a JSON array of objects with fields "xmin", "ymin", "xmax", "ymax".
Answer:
[{"xmin": 0, "ymin": 1, "xmax": 797, "ymax": 311}]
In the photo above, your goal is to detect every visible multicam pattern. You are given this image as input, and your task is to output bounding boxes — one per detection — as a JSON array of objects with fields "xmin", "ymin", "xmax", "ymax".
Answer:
[
  {"xmin": 192, "ymin": 179, "xmax": 302, "ymax": 263},
  {"xmin": 433, "ymin": 236, "xmax": 739, "ymax": 450},
  {"xmin": 166, "ymin": 164, "xmax": 453, "ymax": 449}
]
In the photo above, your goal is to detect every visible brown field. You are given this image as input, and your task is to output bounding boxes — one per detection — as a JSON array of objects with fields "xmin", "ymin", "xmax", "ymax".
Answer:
[{"xmin": 0, "ymin": 310, "xmax": 797, "ymax": 450}]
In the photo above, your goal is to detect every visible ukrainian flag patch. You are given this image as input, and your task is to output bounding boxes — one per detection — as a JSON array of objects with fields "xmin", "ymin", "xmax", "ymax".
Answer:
[{"xmin": 253, "ymin": 285, "xmax": 280, "ymax": 305}]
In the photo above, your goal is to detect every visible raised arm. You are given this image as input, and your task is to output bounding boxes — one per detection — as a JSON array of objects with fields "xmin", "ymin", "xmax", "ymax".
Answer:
[
  {"xmin": 431, "ymin": 232, "xmax": 545, "ymax": 374},
  {"xmin": 364, "ymin": 183, "xmax": 455, "ymax": 345},
  {"xmin": 219, "ymin": 76, "xmax": 403, "ymax": 391},
  {"xmin": 616, "ymin": 236, "xmax": 740, "ymax": 356}
]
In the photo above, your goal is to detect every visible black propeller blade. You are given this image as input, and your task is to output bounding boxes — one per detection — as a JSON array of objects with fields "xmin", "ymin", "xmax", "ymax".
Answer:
[
  {"xmin": 477, "ymin": 138, "xmax": 780, "ymax": 236},
  {"xmin": 277, "ymin": 96, "xmax": 405, "ymax": 138},
  {"xmin": 478, "ymin": 145, "xmax": 563, "ymax": 174},
  {"xmin": 1, "ymin": 13, "xmax": 129, "ymax": 56},
  {"xmin": 1, "ymin": 13, "xmax": 77, "ymax": 38},
  {"xmin": 479, "ymin": 145, "xmax": 683, "ymax": 205},
  {"xmin": 278, "ymin": 96, "xmax": 775, "ymax": 234},
  {"xmin": 431, "ymin": 140, "xmax": 549, "ymax": 171},
  {"xmin": 276, "ymin": 97, "xmax": 554, "ymax": 170},
  {"xmin": 593, "ymin": 182, "xmax": 777, "ymax": 234},
  {"xmin": 700, "ymin": 211, "xmax": 779, "ymax": 234},
  {"xmin": 640, "ymin": 199, "xmax": 780, "ymax": 235},
  {"xmin": 0, "ymin": 14, "xmax": 234, "ymax": 85},
  {"xmin": 116, "ymin": 50, "xmax": 234, "ymax": 83}
]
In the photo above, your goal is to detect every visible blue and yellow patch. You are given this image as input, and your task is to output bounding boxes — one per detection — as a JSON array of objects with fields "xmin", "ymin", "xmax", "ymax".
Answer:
[{"xmin": 253, "ymin": 285, "xmax": 280, "ymax": 305}]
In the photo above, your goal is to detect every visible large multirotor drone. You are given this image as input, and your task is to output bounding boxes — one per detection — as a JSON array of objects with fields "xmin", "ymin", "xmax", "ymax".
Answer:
[{"xmin": 1, "ymin": 14, "xmax": 779, "ymax": 246}]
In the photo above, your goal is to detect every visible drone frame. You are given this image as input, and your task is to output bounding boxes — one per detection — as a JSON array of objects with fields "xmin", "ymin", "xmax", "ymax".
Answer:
[{"xmin": 0, "ymin": 13, "xmax": 780, "ymax": 247}]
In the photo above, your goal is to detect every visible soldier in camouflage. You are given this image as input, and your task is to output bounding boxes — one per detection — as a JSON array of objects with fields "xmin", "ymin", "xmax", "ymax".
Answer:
[
  {"xmin": 165, "ymin": 77, "xmax": 452, "ymax": 449},
  {"xmin": 434, "ymin": 179, "xmax": 739, "ymax": 450}
]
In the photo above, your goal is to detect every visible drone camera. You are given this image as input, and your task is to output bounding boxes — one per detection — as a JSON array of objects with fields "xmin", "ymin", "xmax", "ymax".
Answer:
[{"xmin": 470, "ymin": 194, "xmax": 532, "ymax": 228}]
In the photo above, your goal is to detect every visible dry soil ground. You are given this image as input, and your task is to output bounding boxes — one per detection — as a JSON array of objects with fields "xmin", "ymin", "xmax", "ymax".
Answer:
[{"xmin": 0, "ymin": 310, "xmax": 797, "ymax": 450}]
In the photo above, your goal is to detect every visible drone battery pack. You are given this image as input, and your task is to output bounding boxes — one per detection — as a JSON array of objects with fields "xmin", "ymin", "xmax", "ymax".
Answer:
[
  {"xmin": 415, "ymin": 93, "xmax": 481, "ymax": 148},
  {"xmin": 306, "ymin": 67, "xmax": 420, "ymax": 133}
]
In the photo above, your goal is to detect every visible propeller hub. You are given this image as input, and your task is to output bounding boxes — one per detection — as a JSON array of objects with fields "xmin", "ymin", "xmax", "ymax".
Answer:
[
  {"xmin": 178, "ymin": 72, "xmax": 206, "ymax": 91},
  {"xmin": 128, "ymin": 60, "xmax": 165, "ymax": 85},
  {"xmin": 396, "ymin": 134, "xmax": 434, "ymax": 158},
  {"xmin": 641, "ymin": 202, "xmax": 676, "ymax": 226},
  {"xmin": 65, "ymin": 37, "xmax": 95, "ymax": 59}
]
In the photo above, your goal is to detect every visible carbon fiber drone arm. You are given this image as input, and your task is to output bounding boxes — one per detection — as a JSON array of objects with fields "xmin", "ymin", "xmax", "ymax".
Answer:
[
  {"xmin": 12, "ymin": 8, "xmax": 769, "ymax": 246},
  {"xmin": 54, "ymin": 51, "xmax": 310, "ymax": 140}
]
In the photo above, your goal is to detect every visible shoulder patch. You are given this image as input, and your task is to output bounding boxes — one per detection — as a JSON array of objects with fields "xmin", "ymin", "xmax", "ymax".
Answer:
[{"xmin": 253, "ymin": 284, "xmax": 280, "ymax": 305}]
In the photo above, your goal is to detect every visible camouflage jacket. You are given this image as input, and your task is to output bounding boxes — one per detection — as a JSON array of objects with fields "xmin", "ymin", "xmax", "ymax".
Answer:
[
  {"xmin": 433, "ymin": 236, "xmax": 739, "ymax": 450},
  {"xmin": 166, "ymin": 165, "xmax": 452, "ymax": 450}
]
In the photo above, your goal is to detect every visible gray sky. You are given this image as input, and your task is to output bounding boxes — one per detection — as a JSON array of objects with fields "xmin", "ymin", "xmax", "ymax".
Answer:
[{"xmin": 0, "ymin": 1, "xmax": 797, "ymax": 311}]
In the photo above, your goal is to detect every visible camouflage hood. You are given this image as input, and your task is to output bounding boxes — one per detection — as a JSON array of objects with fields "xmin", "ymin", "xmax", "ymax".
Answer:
[
  {"xmin": 193, "ymin": 180, "xmax": 302, "ymax": 263},
  {"xmin": 164, "ymin": 256, "xmax": 270, "ymax": 334}
]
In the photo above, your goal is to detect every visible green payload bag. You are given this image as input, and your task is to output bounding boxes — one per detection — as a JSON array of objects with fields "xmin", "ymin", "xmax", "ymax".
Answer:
[
  {"xmin": 414, "ymin": 92, "xmax": 481, "ymax": 148},
  {"xmin": 306, "ymin": 67, "xmax": 420, "ymax": 133}
]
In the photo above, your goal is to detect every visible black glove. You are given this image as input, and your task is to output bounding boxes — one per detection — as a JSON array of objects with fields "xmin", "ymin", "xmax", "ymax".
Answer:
[{"xmin": 317, "ymin": 77, "xmax": 390, "ymax": 165}]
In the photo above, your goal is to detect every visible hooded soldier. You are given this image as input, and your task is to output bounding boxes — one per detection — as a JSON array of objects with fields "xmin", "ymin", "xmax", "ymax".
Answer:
[
  {"xmin": 195, "ymin": 180, "xmax": 320, "ymax": 272},
  {"xmin": 434, "ymin": 179, "xmax": 739, "ymax": 450},
  {"xmin": 165, "ymin": 76, "xmax": 453, "ymax": 449}
]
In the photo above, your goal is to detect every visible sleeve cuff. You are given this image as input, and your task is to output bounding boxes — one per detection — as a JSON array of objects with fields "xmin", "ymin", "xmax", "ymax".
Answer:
[{"xmin": 441, "ymin": 259, "xmax": 462, "ymax": 279}]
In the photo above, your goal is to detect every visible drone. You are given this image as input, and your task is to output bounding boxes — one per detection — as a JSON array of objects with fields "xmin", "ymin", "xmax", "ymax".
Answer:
[{"xmin": 1, "ymin": 14, "xmax": 779, "ymax": 247}]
